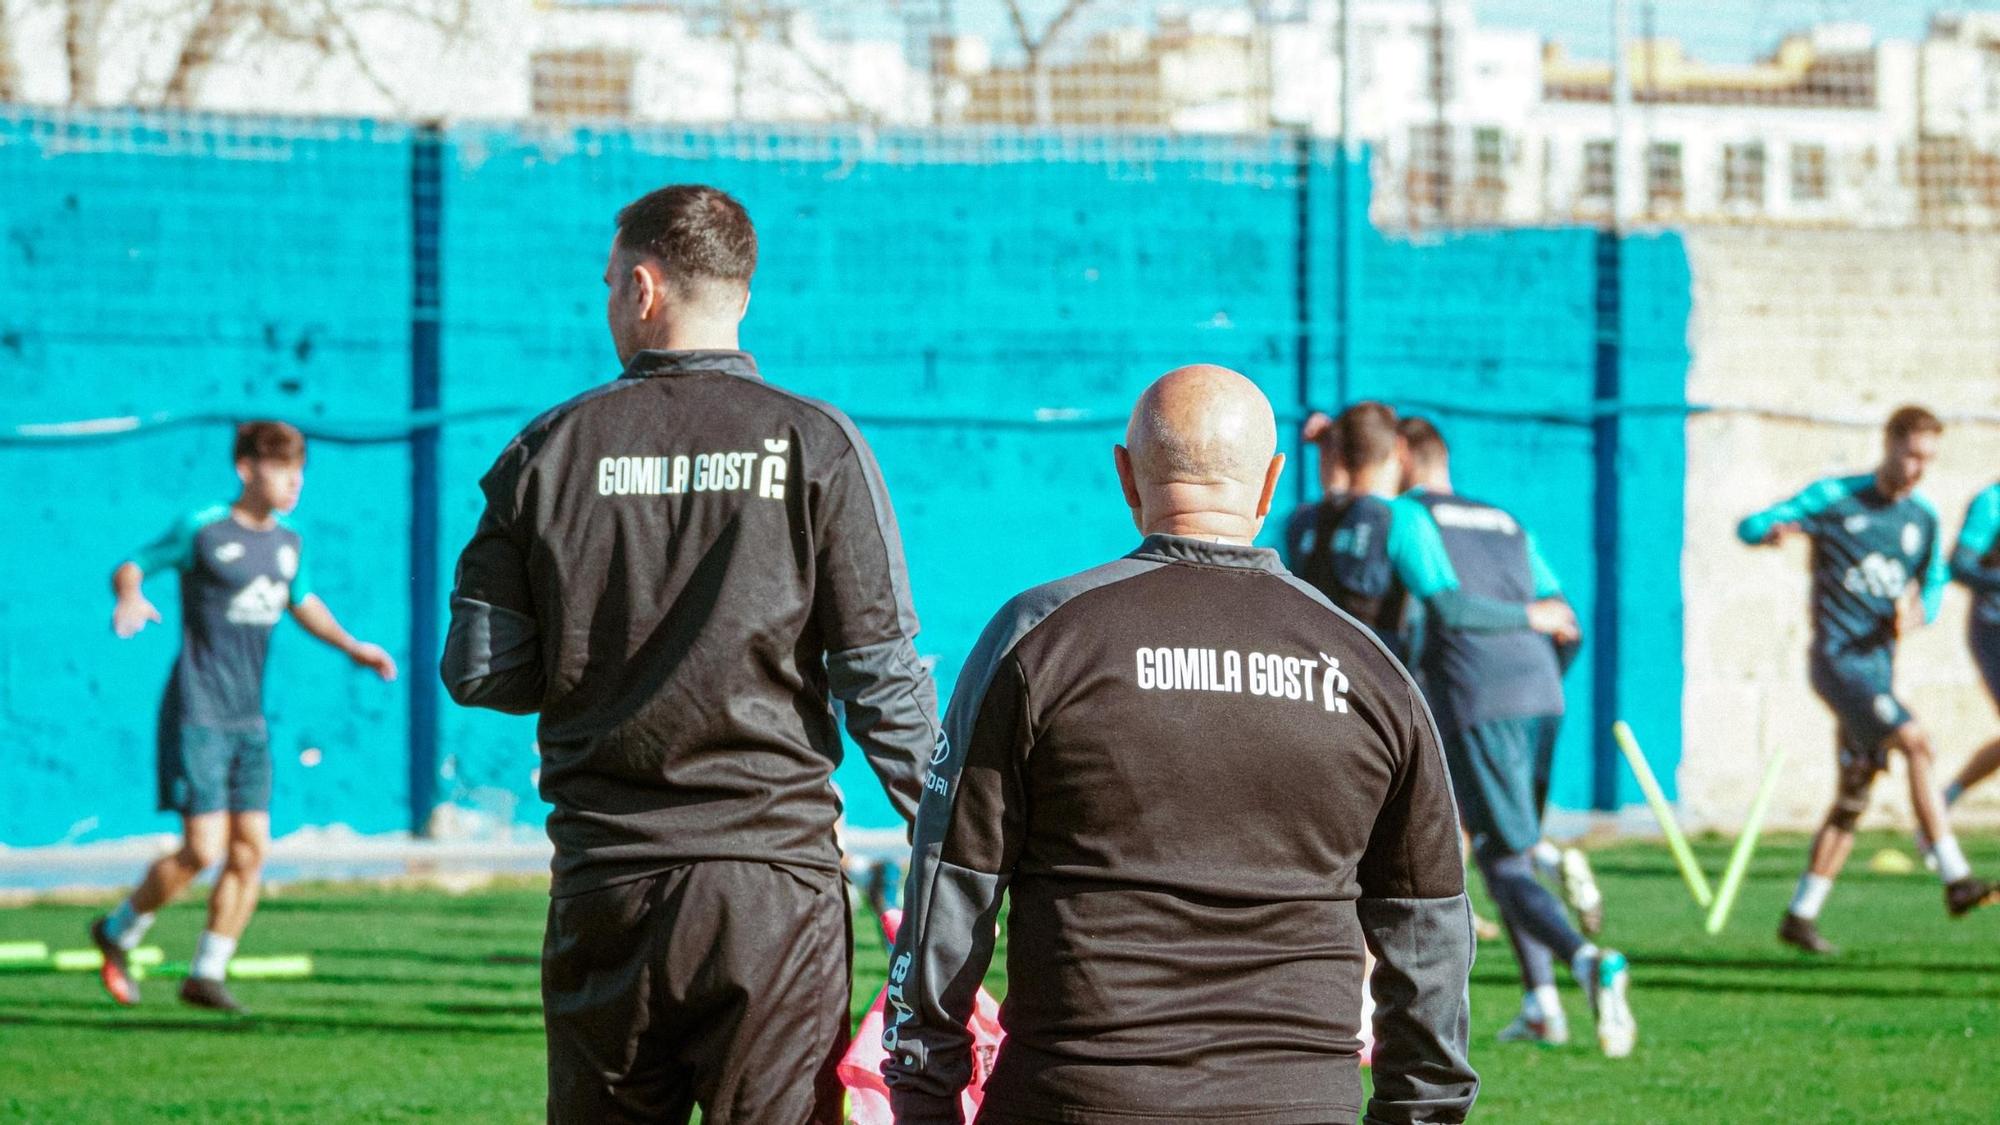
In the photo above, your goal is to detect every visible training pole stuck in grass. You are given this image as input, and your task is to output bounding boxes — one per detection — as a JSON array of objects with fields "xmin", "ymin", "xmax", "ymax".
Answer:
[
  {"xmin": 1706, "ymin": 748, "xmax": 1790, "ymax": 936},
  {"xmin": 1613, "ymin": 720, "xmax": 1715, "ymax": 908}
]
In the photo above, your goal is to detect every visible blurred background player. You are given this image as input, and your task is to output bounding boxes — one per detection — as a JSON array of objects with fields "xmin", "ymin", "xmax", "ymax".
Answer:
[
  {"xmin": 1281, "ymin": 409, "xmax": 1350, "ymax": 568},
  {"xmin": 441, "ymin": 185, "xmax": 937, "ymax": 1123},
  {"xmin": 1284, "ymin": 403, "xmax": 1408, "ymax": 658},
  {"xmin": 883, "ymin": 366, "xmax": 1478, "ymax": 1124},
  {"xmin": 1927, "ymin": 480, "xmax": 2000, "ymax": 820},
  {"xmin": 1400, "ymin": 416, "xmax": 1605, "ymax": 941},
  {"xmin": 1393, "ymin": 416, "xmax": 1630, "ymax": 1056},
  {"xmin": 91, "ymin": 421, "xmax": 398, "ymax": 1012},
  {"xmin": 1739, "ymin": 406, "xmax": 1995, "ymax": 956}
]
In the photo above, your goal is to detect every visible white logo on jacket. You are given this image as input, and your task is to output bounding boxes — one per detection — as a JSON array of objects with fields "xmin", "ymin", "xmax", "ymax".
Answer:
[
  {"xmin": 595, "ymin": 438, "xmax": 792, "ymax": 499},
  {"xmin": 1133, "ymin": 645, "xmax": 1348, "ymax": 714},
  {"xmin": 225, "ymin": 576, "xmax": 290, "ymax": 626}
]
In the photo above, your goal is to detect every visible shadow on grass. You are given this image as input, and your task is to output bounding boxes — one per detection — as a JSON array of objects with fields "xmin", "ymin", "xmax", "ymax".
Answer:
[
  {"xmin": 0, "ymin": 1010, "xmax": 541, "ymax": 1037},
  {"xmin": 1628, "ymin": 952, "xmax": 2000, "ymax": 976},
  {"xmin": 1633, "ymin": 975, "xmax": 1995, "ymax": 1001},
  {"xmin": 309, "ymin": 947, "xmax": 539, "ymax": 969}
]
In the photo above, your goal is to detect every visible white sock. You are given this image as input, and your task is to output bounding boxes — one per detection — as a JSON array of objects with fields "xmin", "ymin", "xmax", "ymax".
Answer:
[
  {"xmin": 1944, "ymin": 782, "xmax": 1965, "ymax": 807},
  {"xmin": 1933, "ymin": 835, "xmax": 1972, "ymax": 883},
  {"xmin": 106, "ymin": 900, "xmax": 155, "ymax": 951},
  {"xmin": 1527, "ymin": 983, "xmax": 1564, "ymax": 1026},
  {"xmin": 1531, "ymin": 839, "xmax": 1562, "ymax": 880},
  {"xmin": 1569, "ymin": 942, "xmax": 1600, "ymax": 984},
  {"xmin": 1790, "ymin": 873, "xmax": 1834, "ymax": 920},
  {"xmin": 191, "ymin": 931, "xmax": 237, "ymax": 982}
]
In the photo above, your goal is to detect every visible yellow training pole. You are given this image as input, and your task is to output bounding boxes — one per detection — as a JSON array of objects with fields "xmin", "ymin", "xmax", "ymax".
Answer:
[
  {"xmin": 1613, "ymin": 720, "xmax": 1714, "ymax": 908},
  {"xmin": 1705, "ymin": 748, "xmax": 1789, "ymax": 935}
]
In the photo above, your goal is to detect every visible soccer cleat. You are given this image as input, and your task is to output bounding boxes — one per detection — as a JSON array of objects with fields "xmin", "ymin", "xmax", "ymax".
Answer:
[
  {"xmin": 1560, "ymin": 847, "xmax": 1605, "ymax": 937},
  {"xmin": 177, "ymin": 976, "xmax": 247, "ymax": 1014},
  {"xmin": 1583, "ymin": 950, "xmax": 1636, "ymax": 1059},
  {"xmin": 1777, "ymin": 912, "xmax": 1837, "ymax": 955},
  {"xmin": 1945, "ymin": 876, "xmax": 2000, "ymax": 918},
  {"xmin": 88, "ymin": 917, "xmax": 139, "ymax": 1006},
  {"xmin": 1496, "ymin": 1012, "xmax": 1569, "ymax": 1047}
]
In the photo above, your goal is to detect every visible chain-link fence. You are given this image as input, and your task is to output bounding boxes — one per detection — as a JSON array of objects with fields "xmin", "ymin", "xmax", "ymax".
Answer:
[{"xmin": 5, "ymin": 1, "xmax": 1998, "ymax": 229}]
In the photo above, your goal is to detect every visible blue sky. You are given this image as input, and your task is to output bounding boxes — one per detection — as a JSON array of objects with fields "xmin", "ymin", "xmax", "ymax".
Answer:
[{"xmin": 1474, "ymin": 0, "xmax": 1960, "ymax": 62}]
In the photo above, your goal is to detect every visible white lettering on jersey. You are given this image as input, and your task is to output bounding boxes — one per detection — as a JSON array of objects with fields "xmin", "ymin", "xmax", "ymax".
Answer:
[
  {"xmin": 1843, "ymin": 552, "xmax": 1909, "ymax": 600},
  {"xmin": 1902, "ymin": 522, "xmax": 1920, "ymax": 556},
  {"xmin": 225, "ymin": 576, "xmax": 290, "ymax": 626},
  {"xmin": 596, "ymin": 443, "xmax": 790, "ymax": 499},
  {"xmin": 1134, "ymin": 646, "xmax": 1345, "ymax": 713},
  {"xmin": 277, "ymin": 545, "xmax": 298, "ymax": 580},
  {"xmin": 1429, "ymin": 503, "xmax": 1518, "ymax": 535},
  {"xmin": 214, "ymin": 542, "xmax": 246, "ymax": 564}
]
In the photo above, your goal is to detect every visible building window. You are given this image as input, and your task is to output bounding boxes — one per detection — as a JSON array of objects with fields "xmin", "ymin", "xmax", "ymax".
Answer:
[
  {"xmin": 1790, "ymin": 144, "xmax": 1829, "ymax": 202},
  {"xmin": 1407, "ymin": 123, "xmax": 1452, "ymax": 218},
  {"xmin": 1582, "ymin": 139, "xmax": 1614, "ymax": 202},
  {"xmin": 1723, "ymin": 142, "xmax": 1766, "ymax": 205},
  {"xmin": 1473, "ymin": 127, "xmax": 1506, "ymax": 193},
  {"xmin": 531, "ymin": 49, "xmax": 637, "ymax": 119},
  {"xmin": 1646, "ymin": 141, "xmax": 1683, "ymax": 210}
]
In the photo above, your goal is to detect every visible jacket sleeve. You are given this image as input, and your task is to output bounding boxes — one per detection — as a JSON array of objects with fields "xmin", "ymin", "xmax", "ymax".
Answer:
[
  {"xmin": 441, "ymin": 446, "xmax": 545, "ymax": 714},
  {"xmin": 814, "ymin": 424, "xmax": 939, "ymax": 828},
  {"xmin": 1951, "ymin": 487, "xmax": 2000, "ymax": 598},
  {"xmin": 1358, "ymin": 687, "xmax": 1479, "ymax": 1125},
  {"xmin": 880, "ymin": 610, "xmax": 1033, "ymax": 1125}
]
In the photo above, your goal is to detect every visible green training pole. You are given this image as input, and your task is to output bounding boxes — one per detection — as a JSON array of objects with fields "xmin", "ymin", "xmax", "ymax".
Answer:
[
  {"xmin": 1706, "ymin": 748, "xmax": 1789, "ymax": 935},
  {"xmin": 0, "ymin": 941, "xmax": 49, "ymax": 964},
  {"xmin": 1613, "ymin": 720, "xmax": 1714, "ymax": 908}
]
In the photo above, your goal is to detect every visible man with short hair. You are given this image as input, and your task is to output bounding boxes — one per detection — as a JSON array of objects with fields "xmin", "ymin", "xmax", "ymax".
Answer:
[
  {"xmin": 1741, "ymin": 406, "xmax": 1997, "ymax": 955},
  {"xmin": 92, "ymin": 421, "xmax": 398, "ymax": 1013},
  {"xmin": 442, "ymin": 184, "xmax": 938, "ymax": 1123},
  {"xmin": 1395, "ymin": 417, "xmax": 1624, "ymax": 1054},
  {"xmin": 1281, "ymin": 408, "xmax": 1351, "ymax": 566},
  {"xmin": 883, "ymin": 365, "xmax": 1478, "ymax": 1124},
  {"xmin": 1286, "ymin": 402, "xmax": 1408, "ymax": 656}
]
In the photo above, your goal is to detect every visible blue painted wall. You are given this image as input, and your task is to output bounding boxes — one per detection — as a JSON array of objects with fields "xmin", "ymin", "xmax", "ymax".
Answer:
[{"xmin": 0, "ymin": 111, "xmax": 1689, "ymax": 845}]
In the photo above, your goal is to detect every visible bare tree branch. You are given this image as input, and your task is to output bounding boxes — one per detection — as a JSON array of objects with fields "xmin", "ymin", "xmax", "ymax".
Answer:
[
  {"xmin": 160, "ymin": 0, "xmax": 242, "ymax": 108},
  {"xmin": 66, "ymin": 0, "xmax": 108, "ymax": 105},
  {"xmin": 0, "ymin": 0, "xmax": 19, "ymax": 102}
]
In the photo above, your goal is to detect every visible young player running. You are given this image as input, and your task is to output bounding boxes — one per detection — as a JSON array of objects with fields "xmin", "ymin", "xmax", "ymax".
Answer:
[
  {"xmin": 1925, "ymin": 481, "xmax": 2000, "ymax": 816},
  {"xmin": 1393, "ymin": 416, "xmax": 1631, "ymax": 1056},
  {"xmin": 91, "ymin": 422, "xmax": 398, "ymax": 1012},
  {"xmin": 1740, "ymin": 407, "xmax": 1996, "ymax": 956}
]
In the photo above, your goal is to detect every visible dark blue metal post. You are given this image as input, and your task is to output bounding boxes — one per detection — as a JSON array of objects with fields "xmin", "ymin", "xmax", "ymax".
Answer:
[
  {"xmin": 408, "ymin": 125, "xmax": 444, "ymax": 835},
  {"xmin": 1590, "ymin": 227, "xmax": 1623, "ymax": 811},
  {"xmin": 1292, "ymin": 130, "xmax": 1314, "ymax": 506}
]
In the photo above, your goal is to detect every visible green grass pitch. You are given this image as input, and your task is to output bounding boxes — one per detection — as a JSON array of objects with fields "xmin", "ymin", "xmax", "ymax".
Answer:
[{"xmin": 3, "ymin": 832, "xmax": 1997, "ymax": 1122}]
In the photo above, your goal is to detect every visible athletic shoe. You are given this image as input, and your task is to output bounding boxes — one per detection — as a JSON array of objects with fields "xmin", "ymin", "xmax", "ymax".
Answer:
[
  {"xmin": 1945, "ymin": 876, "xmax": 2000, "ymax": 918},
  {"xmin": 1777, "ymin": 912, "xmax": 1837, "ymax": 955},
  {"xmin": 87, "ymin": 917, "xmax": 139, "ymax": 1006},
  {"xmin": 177, "ymin": 976, "xmax": 246, "ymax": 1013},
  {"xmin": 1560, "ymin": 847, "xmax": 1605, "ymax": 937},
  {"xmin": 1583, "ymin": 950, "xmax": 1636, "ymax": 1058},
  {"xmin": 1496, "ymin": 1012, "xmax": 1569, "ymax": 1046}
]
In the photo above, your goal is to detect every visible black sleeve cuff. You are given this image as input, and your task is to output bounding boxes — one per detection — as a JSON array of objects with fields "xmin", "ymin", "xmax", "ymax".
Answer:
[{"xmin": 889, "ymin": 1088, "xmax": 963, "ymax": 1125}]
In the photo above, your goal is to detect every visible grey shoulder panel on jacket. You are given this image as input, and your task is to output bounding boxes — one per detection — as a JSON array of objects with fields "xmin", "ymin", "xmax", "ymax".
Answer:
[{"xmin": 950, "ymin": 555, "xmax": 1167, "ymax": 710}]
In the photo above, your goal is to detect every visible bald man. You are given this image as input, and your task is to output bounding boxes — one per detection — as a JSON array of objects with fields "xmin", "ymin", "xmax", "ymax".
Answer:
[{"xmin": 882, "ymin": 367, "xmax": 1478, "ymax": 1124}]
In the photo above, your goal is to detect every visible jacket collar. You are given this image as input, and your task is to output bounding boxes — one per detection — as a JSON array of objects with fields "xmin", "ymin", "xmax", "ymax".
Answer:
[
  {"xmin": 622, "ymin": 349, "xmax": 761, "ymax": 381},
  {"xmin": 1129, "ymin": 533, "xmax": 1283, "ymax": 573}
]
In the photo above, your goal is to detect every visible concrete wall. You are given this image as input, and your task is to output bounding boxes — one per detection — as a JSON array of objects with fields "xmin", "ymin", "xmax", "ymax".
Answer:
[{"xmin": 1680, "ymin": 227, "xmax": 2000, "ymax": 831}]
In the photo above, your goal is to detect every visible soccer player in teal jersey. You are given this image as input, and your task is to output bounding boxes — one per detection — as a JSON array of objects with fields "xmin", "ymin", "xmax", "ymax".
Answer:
[
  {"xmin": 1931, "ymin": 481, "xmax": 2000, "ymax": 813},
  {"xmin": 89, "ymin": 422, "xmax": 398, "ymax": 1012},
  {"xmin": 1392, "ymin": 417, "xmax": 1632, "ymax": 1057},
  {"xmin": 1740, "ymin": 406, "xmax": 1995, "ymax": 956}
]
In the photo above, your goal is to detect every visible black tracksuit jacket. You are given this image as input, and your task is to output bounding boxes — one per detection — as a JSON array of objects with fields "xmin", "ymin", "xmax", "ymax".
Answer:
[{"xmin": 440, "ymin": 349, "xmax": 937, "ymax": 897}]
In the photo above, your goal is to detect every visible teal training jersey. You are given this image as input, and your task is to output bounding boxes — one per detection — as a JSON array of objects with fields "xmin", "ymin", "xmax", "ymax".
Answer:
[
  {"xmin": 1955, "ymin": 482, "xmax": 2000, "ymax": 626},
  {"xmin": 1738, "ymin": 474, "xmax": 1947, "ymax": 657},
  {"xmin": 129, "ymin": 505, "xmax": 312, "ymax": 728}
]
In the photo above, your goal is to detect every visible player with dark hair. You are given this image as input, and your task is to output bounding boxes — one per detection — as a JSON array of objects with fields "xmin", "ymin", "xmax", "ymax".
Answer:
[
  {"xmin": 442, "ymin": 183, "xmax": 938, "ymax": 1123},
  {"xmin": 1394, "ymin": 416, "xmax": 1631, "ymax": 1056},
  {"xmin": 1740, "ymin": 405, "xmax": 1996, "ymax": 956},
  {"xmin": 883, "ymin": 365, "xmax": 1478, "ymax": 1124},
  {"xmin": 90, "ymin": 421, "xmax": 397, "ymax": 1013},
  {"xmin": 1282, "ymin": 409, "xmax": 1351, "ymax": 565},
  {"xmin": 1285, "ymin": 402, "xmax": 1409, "ymax": 654},
  {"xmin": 1935, "ymin": 481, "xmax": 2000, "ymax": 811}
]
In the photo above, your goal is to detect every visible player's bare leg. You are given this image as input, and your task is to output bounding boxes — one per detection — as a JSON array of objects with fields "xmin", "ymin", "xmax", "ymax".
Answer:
[
  {"xmin": 90, "ymin": 813, "xmax": 226, "ymax": 1004},
  {"xmin": 181, "ymin": 812, "xmax": 267, "ymax": 1012},
  {"xmin": 1780, "ymin": 754, "xmax": 1870, "ymax": 956},
  {"xmin": 1944, "ymin": 736, "xmax": 2000, "ymax": 809},
  {"xmin": 1889, "ymin": 723, "xmax": 1998, "ymax": 917}
]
